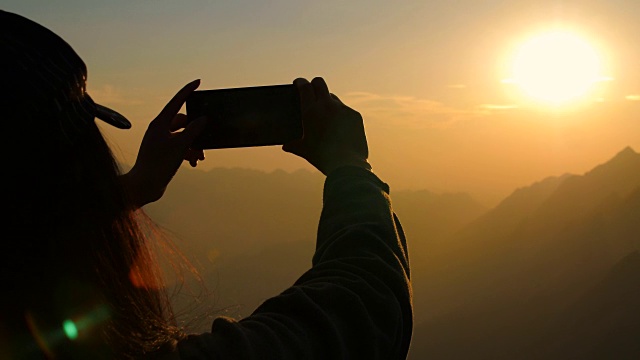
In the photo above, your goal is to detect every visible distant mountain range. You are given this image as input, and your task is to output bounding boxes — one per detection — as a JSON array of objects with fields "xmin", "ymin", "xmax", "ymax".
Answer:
[
  {"xmin": 145, "ymin": 147, "xmax": 640, "ymax": 359},
  {"xmin": 144, "ymin": 165, "xmax": 486, "ymax": 327},
  {"xmin": 408, "ymin": 147, "xmax": 640, "ymax": 359},
  {"xmin": 531, "ymin": 250, "xmax": 640, "ymax": 359}
]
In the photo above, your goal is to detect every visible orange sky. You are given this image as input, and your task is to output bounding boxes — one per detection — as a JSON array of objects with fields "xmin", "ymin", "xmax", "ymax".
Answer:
[{"xmin": 6, "ymin": 1, "xmax": 640, "ymax": 205}]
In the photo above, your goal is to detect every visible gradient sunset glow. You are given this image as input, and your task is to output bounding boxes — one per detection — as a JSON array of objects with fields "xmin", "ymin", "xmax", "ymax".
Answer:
[{"xmin": 3, "ymin": 1, "xmax": 639, "ymax": 204}]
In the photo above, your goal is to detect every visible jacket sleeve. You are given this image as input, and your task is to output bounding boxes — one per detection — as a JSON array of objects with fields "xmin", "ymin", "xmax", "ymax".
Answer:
[{"xmin": 176, "ymin": 166, "xmax": 413, "ymax": 360}]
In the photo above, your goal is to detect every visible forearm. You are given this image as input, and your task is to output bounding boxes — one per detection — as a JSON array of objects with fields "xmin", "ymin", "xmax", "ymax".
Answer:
[
  {"xmin": 315, "ymin": 165, "xmax": 409, "ymax": 273},
  {"xmin": 308, "ymin": 165, "xmax": 412, "ymax": 357},
  {"xmin": 177, "ymin": 166, "xmax": 413, "ymax": 359}
]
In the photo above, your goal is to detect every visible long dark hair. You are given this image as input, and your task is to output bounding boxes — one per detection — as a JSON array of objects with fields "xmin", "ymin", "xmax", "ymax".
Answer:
[
  {"xmin": 1, "ymin": 11, "xmax": 185, "ymax": 359},
  {"xmin": 3, "ymin": 111, "xmax": 185, "ymax": 359}
]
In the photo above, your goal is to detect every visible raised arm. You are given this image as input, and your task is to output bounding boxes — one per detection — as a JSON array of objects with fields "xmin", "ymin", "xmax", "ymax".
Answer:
[{"xmin": 174, "ymin": 77, "xmax": 412, "ymax": 359}]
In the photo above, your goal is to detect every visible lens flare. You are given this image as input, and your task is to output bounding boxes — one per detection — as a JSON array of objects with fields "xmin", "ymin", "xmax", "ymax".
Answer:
[
  {"xmin": 25, "ymin": 304, "xmax": 110, "ymax": 355},
  {"xmin": 62, "ymin": 320, "xmax": 79, "ymax": 340}
]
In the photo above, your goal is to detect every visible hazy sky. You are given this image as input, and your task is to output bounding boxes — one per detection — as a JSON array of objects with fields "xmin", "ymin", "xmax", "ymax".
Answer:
[{"xmin": 5, "ymin": 0, "xmax": 639, "ymax": 204}]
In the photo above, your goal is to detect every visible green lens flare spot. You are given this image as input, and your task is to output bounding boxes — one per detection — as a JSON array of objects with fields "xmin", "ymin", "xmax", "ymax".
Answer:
[{"xmin": 62, "ymin": 319, "xmax": 78, "ymax": 340}]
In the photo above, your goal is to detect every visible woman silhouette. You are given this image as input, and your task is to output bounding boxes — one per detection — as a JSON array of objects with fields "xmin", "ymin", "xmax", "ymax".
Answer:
[{"xmin": 1, "ymin": 10, "xmax": 412, "ymax": 360}]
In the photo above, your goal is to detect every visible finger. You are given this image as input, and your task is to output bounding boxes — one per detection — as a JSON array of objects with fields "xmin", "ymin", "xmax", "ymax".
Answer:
[
  {"xmin": 282, "ymin": 143, "xmax": 293, "ymax": 153},
  {"xmin": 170, "ymin": 113, "xmax": 188, "ymax": 132},
  {"xmin": 294, "ymin": 78, "xmax": 315, "ymax": 107},
  {"xmin": 185, "ymin": 148, "xmax": 205, "ymax": 161},
  {"xmin": 311, "ymin": 77, "xmax": 331, "ymax": 101},
  {"xmin": 155, "ymin": 79, "xmax": 200, "ymax": 127},
  {"xmin": 330, "ymin": 93, "xmax": 343, "ymax": 103},
  {"xmin": 178, "ymin": 116, "xmax": 208, "ymax": 146},
  {"xmin": 282, "ymin": 140, "xmax": 304, "ymax": 157},
  {"xmin": 184, "ymin": 148, "xmax": 201, "ymax": 166}
]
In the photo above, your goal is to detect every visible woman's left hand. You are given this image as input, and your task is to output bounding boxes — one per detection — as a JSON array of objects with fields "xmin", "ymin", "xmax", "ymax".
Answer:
[{"xmin": 121, "ymin": 79, "xmax": 209, "ymax": 208}]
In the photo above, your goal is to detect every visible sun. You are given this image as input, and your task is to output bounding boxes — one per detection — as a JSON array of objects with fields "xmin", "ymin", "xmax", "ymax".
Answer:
[{"xmin": 510, "ymin": 31, "xmax": 602, "ymax": 105}]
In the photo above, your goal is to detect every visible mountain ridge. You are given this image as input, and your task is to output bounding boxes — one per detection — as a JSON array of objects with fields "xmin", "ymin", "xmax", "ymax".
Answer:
[
  {"xmin": 142, "ymin": 146, "xmax": 640, "ymax": 358},
  {"xmin": 408, "ymin": 146, "xmax": 640, "ymax": 359}
]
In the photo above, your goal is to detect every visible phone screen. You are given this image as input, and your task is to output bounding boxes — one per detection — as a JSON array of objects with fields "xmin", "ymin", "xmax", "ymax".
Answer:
[{"xmin": 186, "ymin": 84, "xmax": 302, "ymax": 149}]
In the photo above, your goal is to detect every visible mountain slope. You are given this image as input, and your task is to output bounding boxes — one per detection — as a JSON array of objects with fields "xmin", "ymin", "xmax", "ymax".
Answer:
[
  {"xmin": 533, "ymin": 251, "xmax": 640, "ymax": 360},
  {"xmin": 142, "ymin": 166, "xmax": 486, "ymax": 332},
  {"xmin": 409, "ymin": 147, "xmax": 640, "ymax": 359}
]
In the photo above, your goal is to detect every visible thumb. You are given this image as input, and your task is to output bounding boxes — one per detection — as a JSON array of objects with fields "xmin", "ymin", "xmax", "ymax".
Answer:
[
  {"xmin": 282, "ymin": 142, "xmax": 294, "ymax": 153},
  {"xmin": 179, "ymin": 116, "xmax": 208, "ymax": 146},
  {"xmin": 282, "ymin": 139, "xmax": 304, "ymax": 156}
]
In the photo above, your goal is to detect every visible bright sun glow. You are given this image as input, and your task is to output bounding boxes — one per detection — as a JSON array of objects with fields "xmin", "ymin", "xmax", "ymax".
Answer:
[{"xmin": 511, "ymin": 31, "xmax": 602, "ymax": 105}]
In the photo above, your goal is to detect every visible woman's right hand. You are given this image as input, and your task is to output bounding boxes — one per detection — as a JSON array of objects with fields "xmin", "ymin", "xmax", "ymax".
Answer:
[{"xmin": 283, "ymin": 77, "xmax": 371, "ymax": 176}]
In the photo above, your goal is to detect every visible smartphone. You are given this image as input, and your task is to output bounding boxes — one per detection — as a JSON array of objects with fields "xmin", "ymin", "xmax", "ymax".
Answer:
[{"xmin": 186, "ymin": 84, "xmax": 302, "ymax": 149}]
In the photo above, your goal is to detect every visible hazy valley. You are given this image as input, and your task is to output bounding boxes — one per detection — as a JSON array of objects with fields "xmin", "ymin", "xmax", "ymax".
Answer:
[{"xmin": 144, "ymin": 146, "xmax": 640, "ymax": 359}]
